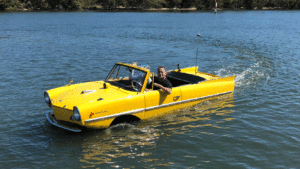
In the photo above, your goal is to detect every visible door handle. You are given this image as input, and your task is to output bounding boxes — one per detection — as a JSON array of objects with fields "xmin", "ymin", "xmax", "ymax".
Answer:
[{"xmin": 173, "ymin": 95, "xmax": 180, "ymax": 101}]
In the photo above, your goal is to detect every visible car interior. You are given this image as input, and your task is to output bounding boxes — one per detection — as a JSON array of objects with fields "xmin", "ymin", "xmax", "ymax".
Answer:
[{"xmin": 107, "ymin": 64, "xmax": 207, "ymax": 92}]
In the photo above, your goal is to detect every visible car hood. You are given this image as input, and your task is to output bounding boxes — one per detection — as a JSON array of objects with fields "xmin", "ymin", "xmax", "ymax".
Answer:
[{"xmin": 51, "ymin": 81, "xmax": 131, "ymax": 110}]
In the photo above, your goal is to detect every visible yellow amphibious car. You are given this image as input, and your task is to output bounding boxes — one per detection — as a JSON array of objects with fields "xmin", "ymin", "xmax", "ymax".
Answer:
[{"xmin": 44, "ymin": 62, "xmax": 235, "ymax": 132}]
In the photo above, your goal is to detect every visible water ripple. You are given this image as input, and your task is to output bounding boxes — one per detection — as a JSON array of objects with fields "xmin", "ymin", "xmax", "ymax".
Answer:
[{"xmin": 1, "ymin": 11, "xmax": 300, "ymax": 168}]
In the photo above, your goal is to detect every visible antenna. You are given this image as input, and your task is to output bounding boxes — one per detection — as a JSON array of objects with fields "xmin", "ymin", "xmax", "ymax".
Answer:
[{"xmin": 196, "ymin": 33, "xmax": 200, "ymax": 74}]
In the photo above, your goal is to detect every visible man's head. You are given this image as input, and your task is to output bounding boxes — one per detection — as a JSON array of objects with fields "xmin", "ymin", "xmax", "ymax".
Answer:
[{"xmin": 157, "ymin": 66, "xmax": 167, "ymax": 80}]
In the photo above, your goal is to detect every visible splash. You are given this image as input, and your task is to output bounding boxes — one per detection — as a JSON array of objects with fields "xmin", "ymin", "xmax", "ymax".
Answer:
[{"xmin": 214, "ymin": 60, "xmax": 271, "ymax": 91}]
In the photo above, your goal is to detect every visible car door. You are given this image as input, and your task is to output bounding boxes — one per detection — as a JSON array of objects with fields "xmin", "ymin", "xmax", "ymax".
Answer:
[{"xmin": 143, "ymin": 87, "xmax": 182, "ymax": 119}]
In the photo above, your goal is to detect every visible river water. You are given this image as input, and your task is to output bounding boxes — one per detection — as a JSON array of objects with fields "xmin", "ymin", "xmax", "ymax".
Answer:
[{"xmin": 1, "ymin": 10, "xmax": 300, "ymax": 168}]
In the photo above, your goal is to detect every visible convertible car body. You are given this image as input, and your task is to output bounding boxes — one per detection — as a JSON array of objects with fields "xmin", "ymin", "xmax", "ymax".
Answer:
[{"xmin": 44, "ymin": 62, "xmax": 235, "ymax": 132}]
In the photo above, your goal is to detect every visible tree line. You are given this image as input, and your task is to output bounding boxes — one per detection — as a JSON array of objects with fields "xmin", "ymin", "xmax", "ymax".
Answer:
[{"xmin": 1, "ymin": 0, "xmax": 300, "ymax": 11}]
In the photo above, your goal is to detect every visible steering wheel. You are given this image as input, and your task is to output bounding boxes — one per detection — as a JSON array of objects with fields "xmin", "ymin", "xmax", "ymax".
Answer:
[{"xmin": 131, "ymin": 80, "xmax": 142, "ymax": 91}]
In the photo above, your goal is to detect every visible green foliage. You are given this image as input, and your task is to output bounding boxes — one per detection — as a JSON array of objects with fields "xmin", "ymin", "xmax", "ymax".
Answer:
[
  {"xmin": 47, "ymin": 0, "xmax": 61, "ymax": 9},
  {"xmin": 1, "ymin": 0, "xmax": 300, "ymax": 10},
  {"xmin": 0, "ymin": 0, "xmax": 8, "ymax": 10},
  {"xmin": 0, "ymin": 0, "xmax": 22, "ymax": 10},
  {"xmin": 223, "ymin": 0, "xmax": 232, "ymax": 8},
  {"xmin": 244, "ymin": 0, "xmax": 254, "ymax": 9},
  {"xmin": 165, "ymin": 0, "xmax": 182, "ymax": 8},
  {"xmin": 144, "ymin": 0, "xmax": 166, "ymax": 8},
  {"xmin": 254, "ymin": 0, "xmax": 267, "ymax": 9},
  {"xmin": 68, "ymin": 0, "xmax": 83, "ymax": 9},
  {"xmin": 26, "ymin": 0, "xmax": 50, "ymax": 9},
  {"xmin": 181, "ymin": 0, "xmax": 193, "ymax": 8},
  {"xmin": 194, "ymin": 0, "xmax": 205, "ymax": 9},
  {"xmin": 194, "ymin": 0, "xmax": 214, "ymax": 9},
  {"xmin": 204, "ymin": 0, "xmax": 214, "ymax": 9},
  {"xmin": 278, "ymin": 0, "xmax": 297, "ymax": 9},
  {"xmin": 97, "ymin": 0, "xmax": 122, "ymax": 9}
]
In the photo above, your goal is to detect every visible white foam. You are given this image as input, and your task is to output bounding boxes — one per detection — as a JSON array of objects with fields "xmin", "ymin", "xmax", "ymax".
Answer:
[{"xmin": 214, "ymin": 61, "xmax": 271, "ymax": 89}]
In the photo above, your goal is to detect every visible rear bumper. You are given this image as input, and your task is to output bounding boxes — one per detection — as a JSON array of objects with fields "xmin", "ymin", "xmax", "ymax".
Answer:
[{"xmin": 45, "ymin": 111, "xmax": 82, "ymax": 132}]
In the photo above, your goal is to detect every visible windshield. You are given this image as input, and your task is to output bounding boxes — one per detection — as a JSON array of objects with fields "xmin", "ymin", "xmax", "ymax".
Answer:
[{"xmin": 105, "ymin": 64, "xmax": 147, "ymax": 92}]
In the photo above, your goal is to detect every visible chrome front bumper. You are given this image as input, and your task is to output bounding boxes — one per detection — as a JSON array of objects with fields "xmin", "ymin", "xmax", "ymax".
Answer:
[{"xmin": 45, "ymin": 111, "xmax": 81, "ymax": 132}]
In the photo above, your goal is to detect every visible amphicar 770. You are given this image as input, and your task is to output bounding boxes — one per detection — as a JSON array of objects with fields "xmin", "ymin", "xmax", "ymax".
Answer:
[{"xmin": 44, "ymin": 62, "xmax": 235, "ymax": 132}]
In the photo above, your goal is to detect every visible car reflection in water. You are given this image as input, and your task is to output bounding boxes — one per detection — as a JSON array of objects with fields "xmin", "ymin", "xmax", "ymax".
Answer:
[{"xmin": 76, "ymin": 93, "xmax": 235, "ymax": 168}]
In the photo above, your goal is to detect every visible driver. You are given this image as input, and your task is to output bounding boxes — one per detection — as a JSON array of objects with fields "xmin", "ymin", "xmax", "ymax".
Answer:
[{"xmin": 154, "ymin": 66, "xmax": 172, "ymax": 94}]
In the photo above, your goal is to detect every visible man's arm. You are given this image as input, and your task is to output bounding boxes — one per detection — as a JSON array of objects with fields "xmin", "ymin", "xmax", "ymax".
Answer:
[{"xmin": 154, "ymin": 83, "xmax": 172, "ymax": 94}]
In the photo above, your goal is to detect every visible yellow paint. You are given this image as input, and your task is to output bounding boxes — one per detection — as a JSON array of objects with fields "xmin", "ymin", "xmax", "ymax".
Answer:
[{"xmin": 45, "ymin": 62, "xmax": 236, "ymax": 130}]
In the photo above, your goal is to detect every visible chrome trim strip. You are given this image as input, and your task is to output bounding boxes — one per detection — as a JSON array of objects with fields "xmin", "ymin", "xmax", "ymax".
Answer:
[
  {"xmin": 145, "ymin": 100, "xmax": 182, "ymax": 111},
  {"xmin": 45, "ymin": 111, "xmax": 81, "ymax": 132},
  {"xmin": 181, "ymin": 91, "xmax": 232, "ymax": 104},
  {"xmin": 85, "ymin": 91, "xmax": 232, "ymax": 123},
  {"xmin": 85, "ymin": 108, "xmax": 145, "ymax": 123},
  {"xmin": 145, "ymin": 91, "xmax": 232, "ymax": 111}
]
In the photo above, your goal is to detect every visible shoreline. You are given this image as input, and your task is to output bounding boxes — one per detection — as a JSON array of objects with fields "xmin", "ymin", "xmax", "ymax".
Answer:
[{"xmin": 3, "ymin": 6, "xmax": 295, "ymax": 12}]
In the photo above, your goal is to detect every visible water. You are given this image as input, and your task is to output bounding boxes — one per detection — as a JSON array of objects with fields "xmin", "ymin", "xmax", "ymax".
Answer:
[{"xmin": 1, "ymin": 11, "xmax": 300, "ymax": 168}]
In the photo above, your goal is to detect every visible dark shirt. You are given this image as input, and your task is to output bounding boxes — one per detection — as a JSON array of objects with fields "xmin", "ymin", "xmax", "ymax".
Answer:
[{"xmin": 155, "ymin": 78, "xmax": 172, "ymax": 90}]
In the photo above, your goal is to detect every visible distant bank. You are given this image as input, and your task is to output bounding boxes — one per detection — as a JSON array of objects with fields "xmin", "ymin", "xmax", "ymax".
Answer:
[
  {"xmin": 1, "ymin": 0, "xmax": 300, "ymax": 12},
  {"xmin": 2, "ymin": 7, "xmax": 300, "ymax": 12}
]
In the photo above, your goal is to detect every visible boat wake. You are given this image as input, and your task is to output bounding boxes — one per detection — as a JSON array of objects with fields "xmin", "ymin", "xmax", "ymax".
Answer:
[{"xmin": 214, "ymin": 59, "xmax": 273, "ymax": 93}]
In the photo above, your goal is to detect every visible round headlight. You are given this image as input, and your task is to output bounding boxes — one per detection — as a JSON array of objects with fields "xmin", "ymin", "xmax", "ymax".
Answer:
[
  {"xmin": 44, "ymin": 92, "xmax": 51, "ymax": 107},
  {"xmin": 73, "ymin": 107, "xmax": 81, "ymax": 121}
]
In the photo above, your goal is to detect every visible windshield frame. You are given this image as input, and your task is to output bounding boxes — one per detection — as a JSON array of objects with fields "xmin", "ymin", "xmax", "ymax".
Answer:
[{"xmin": 105, "ymin": 63, "xmax": 150, "ymax": 92}]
